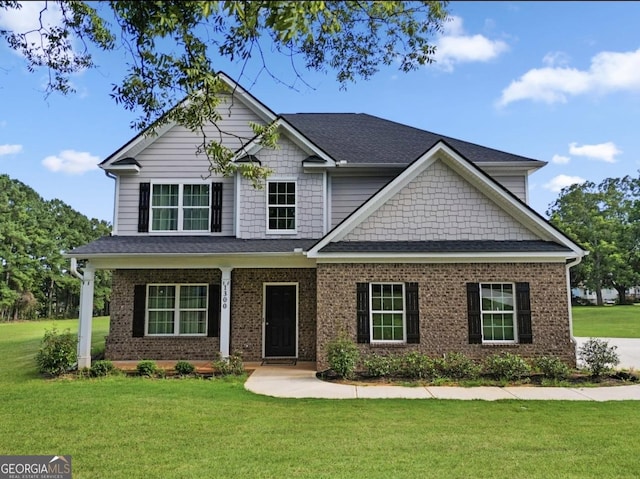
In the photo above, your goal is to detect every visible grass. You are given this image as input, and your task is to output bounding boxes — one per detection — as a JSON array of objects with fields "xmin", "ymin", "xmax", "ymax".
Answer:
[
  {"xmin": 573, "ymin": 305, "xmax": 640, "ymax": 338},
  {"xmin": 1, "ymin": 320, "xmax": 640, "ymax": 478}
]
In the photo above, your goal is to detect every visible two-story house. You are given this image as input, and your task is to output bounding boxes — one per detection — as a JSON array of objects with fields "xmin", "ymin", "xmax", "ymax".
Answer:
[{"xmin": 68, "ymin": 73, "xmax": 586, "ymax": 370}]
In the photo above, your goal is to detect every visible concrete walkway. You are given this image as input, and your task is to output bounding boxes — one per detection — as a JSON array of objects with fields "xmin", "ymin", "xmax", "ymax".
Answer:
[{"xmin": 244, "ymin": 362, "xmax": 640, "ymax": 401}]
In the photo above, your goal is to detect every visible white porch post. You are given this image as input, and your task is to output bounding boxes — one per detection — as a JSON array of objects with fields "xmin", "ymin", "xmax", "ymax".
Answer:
[
  {"xmin": 219, "ymin": 268, "xmax": 233, "ymax": 358},
  {"xmin": 77, "ymin": 264, "xmax": 95, "ymax": 369}
]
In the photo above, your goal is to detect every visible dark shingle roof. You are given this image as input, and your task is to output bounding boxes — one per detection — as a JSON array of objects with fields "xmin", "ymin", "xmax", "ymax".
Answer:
[
  {"xmin": 69, "ymin": 236, "xmax": 317, "ymax": 256},
  {"xmin": 319, "ymin": 240, "xmax": 572, "ymax": 254},
  {"xmin": 282, "ymin": 113, "xmax": 542, "ymax": 166}
]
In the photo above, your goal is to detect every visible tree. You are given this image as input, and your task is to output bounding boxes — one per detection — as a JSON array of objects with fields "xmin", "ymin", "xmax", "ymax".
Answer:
[
  {"xmin": 547, "ymin": 176, "xmax": 640, "ymax": 305},
  {"xmin": 0, "ymin": 1, "xmax": 448, "ymax": 184},
  {"xmin": 0, "ymin": 174, "xmax": 110, "ymax": 320}
]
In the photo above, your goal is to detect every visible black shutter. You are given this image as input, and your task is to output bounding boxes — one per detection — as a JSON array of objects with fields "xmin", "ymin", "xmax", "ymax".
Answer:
[
  {"xmin": 211, "ymin": 183, "xmax": 223, "ymax": 233},
  {"xmin": 405, "ymin": 282, "xmax": 420, "ymax": 344},
  {"xmin": 138, "ymin": 183, "xmax": 150, "ymax": 232},
  {"xmin": 132, "ymin": 285, "xmax": 146, "ymax": 337},
  {"xmin": 467, "ymin": 283, "xmax": 482, "ymax": 344},
  {"xmin": 208, "ymin": 284, "xmax": 221, "ymax": 337},
  {"xmin": 516, "ymin": 282, "xmax": 533, "ymax": 344},
  {"xmin": 356, "ymin": 283, "xmax": 370, "ymax": 343}
]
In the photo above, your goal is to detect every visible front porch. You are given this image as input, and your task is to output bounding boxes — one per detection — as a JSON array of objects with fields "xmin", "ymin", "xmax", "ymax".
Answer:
[{"xmin": 77, "ymin": 266, "xmax": 317, "ymax": 368}]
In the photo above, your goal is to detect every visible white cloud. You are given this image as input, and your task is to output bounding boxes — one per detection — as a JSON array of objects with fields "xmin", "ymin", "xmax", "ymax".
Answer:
[
  {"xmin": 434, "ymin": 16, "xmax": 509, "ymax": 72},
  {"xmin": 42, "ymin": 150, "xmax": 100, "ymax": 174},
  {"xmin": 569, "ymin": 141, "xmax": 621, "ymax": 163},
  {"xmin": 551, "ymin": 154, "xmax": 570, "ymax": 165},
  {"xmin": 544, "ymin": 175, "xmax": 586, "ymax": 192},
  {"xmin": 498, "ymin": 48, "xmax": 640, "ymax": 106},
  {"xmin": 542, "ymin": 51, "xmax": 571, "ymax": 68},
  {"xmin": 0, "ymin": 144, "xmax": 23, "ymax": 156}
]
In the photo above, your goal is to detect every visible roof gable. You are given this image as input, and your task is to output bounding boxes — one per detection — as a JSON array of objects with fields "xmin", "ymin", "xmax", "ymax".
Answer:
[
  {"xmin": 100, "ymin": 72, "xmax": 277, "ymax": 170},
  {"xmin": 308, "ymin": 141, "xmax": 585, "ymax": 258}
]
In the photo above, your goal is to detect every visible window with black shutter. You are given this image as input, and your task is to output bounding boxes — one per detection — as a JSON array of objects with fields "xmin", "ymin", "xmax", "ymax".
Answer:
[{"xmin": 138, "ymin": 183, "xmax": 150, "ymax": 233}]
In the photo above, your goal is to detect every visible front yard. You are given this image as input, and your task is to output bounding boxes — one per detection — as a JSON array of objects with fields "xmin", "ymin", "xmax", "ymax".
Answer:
[
  {"xmin": 572, "ymin": 305, "xmax": 640, "ymax": 338},
  {"xmin": 1, "ymin": 319, "xmax": 639, "ymax": 478}
]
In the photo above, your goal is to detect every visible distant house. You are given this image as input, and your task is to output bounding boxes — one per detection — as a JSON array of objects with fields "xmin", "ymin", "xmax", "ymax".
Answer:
[
  {"xmin": 572, "ymin": 287, "xmax": 640, "ymax": 305},
  {"xmin": 68, "ymin": 73, "xmax": 586, "ymax": 369}
]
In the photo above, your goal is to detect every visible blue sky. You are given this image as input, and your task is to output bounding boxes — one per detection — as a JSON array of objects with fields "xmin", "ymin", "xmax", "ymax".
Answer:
[{"xmin": 1, "ymin": 1, "xmax": 640, "ymax": 223}]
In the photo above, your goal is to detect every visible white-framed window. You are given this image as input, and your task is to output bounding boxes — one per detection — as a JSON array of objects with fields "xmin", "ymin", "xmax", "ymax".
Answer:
[
  {"xmin": 480, "ymin": 283, "xmax": 517, "ymax": 343},
  {"xmin": 151, "ymin": 183, "xmax": 210, "ymax": 232},
  {"xmin": 146, "ymin": 284, "xmax": 208, "ymax": 336},
  {"xmin": 370, "ymin": 283, "xmax": 405, "ymax": 342},
  {"xmin": 266, "ymin": 180, "xmax": 296, "ymax": 233}
]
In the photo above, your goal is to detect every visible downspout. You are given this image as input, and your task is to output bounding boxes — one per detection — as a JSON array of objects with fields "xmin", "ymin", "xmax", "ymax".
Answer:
[
  {"xmin": 70, "ymin": 257, "xmax": 83, "ymax": 280},
  {"xmin": 105, "ymin": 171, "xmax": 118, "ymax": 235},
  {"xmin": 566, "ymin": 255, "xmax": 584, "ymax": 343}
]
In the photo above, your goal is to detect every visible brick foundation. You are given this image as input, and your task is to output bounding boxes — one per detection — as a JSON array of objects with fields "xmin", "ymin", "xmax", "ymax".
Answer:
[{"xmin": 316, "ymin": 262, "xmax": 576, "ymax": 370}]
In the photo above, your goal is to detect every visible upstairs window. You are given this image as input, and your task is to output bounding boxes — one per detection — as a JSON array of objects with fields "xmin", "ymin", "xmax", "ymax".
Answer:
[
  {"xmin": 151, "ymin": 184, "xmax": 210, "ymax": 232},
  {"xmin": 267, "ymin": 181, "xmax": 296, "ymax": 232}
]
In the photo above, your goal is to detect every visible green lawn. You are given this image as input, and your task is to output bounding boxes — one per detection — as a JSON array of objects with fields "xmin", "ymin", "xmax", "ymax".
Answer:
[
  {"xmin": 1, "ymin": 320, "xmax": 640, "ymax": 478},
  {"xmin": 573, "ymin": 305, "xmax": 640, "ymax": 338}
]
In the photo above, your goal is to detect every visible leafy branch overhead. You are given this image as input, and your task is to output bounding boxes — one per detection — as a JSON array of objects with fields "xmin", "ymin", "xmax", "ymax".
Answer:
[{"xmin": 0, "ymin": 1, "xmax": 448, "ymax": 183}]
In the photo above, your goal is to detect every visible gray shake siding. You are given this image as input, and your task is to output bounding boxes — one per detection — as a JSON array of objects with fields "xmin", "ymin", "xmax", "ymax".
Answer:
[
  {"xmin": 342, "ymin": 159, "xmax": 539, "ymax": 242},
  {"xmin": 238, "ymin": 136, "xmax": 324, "ymax": 239}
]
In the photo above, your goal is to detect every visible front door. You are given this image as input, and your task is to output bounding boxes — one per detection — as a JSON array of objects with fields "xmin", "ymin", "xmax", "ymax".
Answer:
[{"xmin": 264, "ymin": 284, "xmax": 297, "ymax": 357}]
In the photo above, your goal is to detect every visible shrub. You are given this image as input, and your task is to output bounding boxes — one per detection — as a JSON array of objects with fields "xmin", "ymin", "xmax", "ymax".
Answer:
[
  {"xmin": 35, "ymin": 327, "xmax": 77, "ymax": 376},
  {"xmin": 363, "ymin": 353, "xmax": 394, "ymax": 378},
  {"xmin": 326, "ymin": 335, "xmax": 360, "ymax": 379},
  {"xmin": 438, "ymin": 352, "xmax": 481, "ymax": 380},
  {"xmin": 398, "ymin": 351, "xmax": 436, "ymax": 380},
  {"xmin": 90, "ymin": 359, "xmax": 116, "ymax": 377},
  {"xmin": 578, "ymin": 338, "xmax": 620, "ymax": 378},
  {"xmin": 213, "ymin": 352, "xmax": 244, "ymax": 376},
  {"xmin": 136, "ymin": 360, "xmax": 158, "ymax": 377},
  {"xmin": 484, "ymin": 352, "xmax": 531, "ymax": 381},
  {"xmin": 175, "ymin": 360, "xmax": 196, "ymax": 376},
  {"xmin": 533, "ymin": 356, "xmax": 570, "ymax": 380}
]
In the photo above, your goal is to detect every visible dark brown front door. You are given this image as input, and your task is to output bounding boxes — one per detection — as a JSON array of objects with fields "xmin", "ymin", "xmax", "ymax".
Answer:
[{"xmin": 264, "ymin": 284, "xmax": 297, "ymax": 357}]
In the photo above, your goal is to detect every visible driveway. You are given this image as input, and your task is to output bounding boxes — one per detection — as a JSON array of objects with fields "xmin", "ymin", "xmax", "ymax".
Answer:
[{"xmin": 575, "ymin": 337, "xmax": 640, "ymax": 370}]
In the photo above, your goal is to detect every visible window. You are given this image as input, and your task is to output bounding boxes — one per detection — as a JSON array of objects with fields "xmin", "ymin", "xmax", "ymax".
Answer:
[
  {"xmin": 267, "ymin": 181, "xmax": 296, "ymax": 232},
  {"xmin": 480, "ymin": 283, "xmax": 516, "ymax": 342},
  {"xmin": 370, "ymin": 283, "xmax": 405, "ymax": 342},
  {"xmin": 151, "ymin": 184, "xmax": 210, "ymax": 232},
  {"xmin": 147, "ymin": 284, "xmax": 208, "ymax": 335}
]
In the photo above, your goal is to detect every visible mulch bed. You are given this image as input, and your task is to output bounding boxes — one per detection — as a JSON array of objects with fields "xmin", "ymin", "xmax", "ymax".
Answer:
[{"xmin": 317, "ymin": 370, "xmax": 639, "ymax": 388}]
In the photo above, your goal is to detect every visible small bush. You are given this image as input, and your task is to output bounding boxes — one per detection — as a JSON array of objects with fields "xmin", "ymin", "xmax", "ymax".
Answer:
[
  {"xmin": 35, "ymin": 327, "xmax": 77, "ymax": 376},
  {"xmin": 533, "ymin": 356, "xmax": 570, "ymax": 380},
  {"xmin": 438, "ymin": 352, "xmax": 481, "ymax": 380},
  {"xmin": 363, "ymin": 353, "xmax": 394, "ymax": 378},
  {"xmin": 485, "ymin": 352, "xmax": 531, "ymax": 381},
  {"xmin": 136, "ymin": 360, "xmax": 158, "ymax": 377},
  {"xmin": 90, "ymin": 359, "xmax": 116, "ymax": 377},
  {"xmin": 175, "ymin": 360, "xmax": 196, "ymax": 376},
  {"xmin": 398, "ymin": 351, "xmax": 436, "ymax": 380},
  {"xmin": 326, "ymin": 335, "xmax": 360, "ymax": 379},
  {"xmin": 213, "ymin": 352, "xmax": 244, "ymax": 376},
  {"xmin": 578, "ymin": 338, "xmax": 620, "ymax": 378}
]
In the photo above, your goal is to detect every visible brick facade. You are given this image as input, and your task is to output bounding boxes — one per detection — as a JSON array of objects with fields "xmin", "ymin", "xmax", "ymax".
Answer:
[
  {"xmin": 106, "ymin": 268, "xmax": 316, "ymax": 362},
  {"xmin": 106, "ymin": 269, "xmax": 221, "ymax": 360},
  {"xmin": 107, "ymin": 262, "xmax": 574, "ymax": 369},
  {"xmin": 316, "ymin": 262, "xmax": 576, "ymax": 370},
  {"xmin": 230, "ymin": 268, "xmax": 316, "ymax": 361}
]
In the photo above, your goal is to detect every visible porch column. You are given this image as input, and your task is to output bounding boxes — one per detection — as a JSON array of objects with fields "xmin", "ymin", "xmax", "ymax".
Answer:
[
  {"xmin": 77, "ymin": 264, "xmax": 95, "ymax": 369},
  {"xmin": 220, "ymin": 268, "xmax": 233, "ymax": 358}
]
